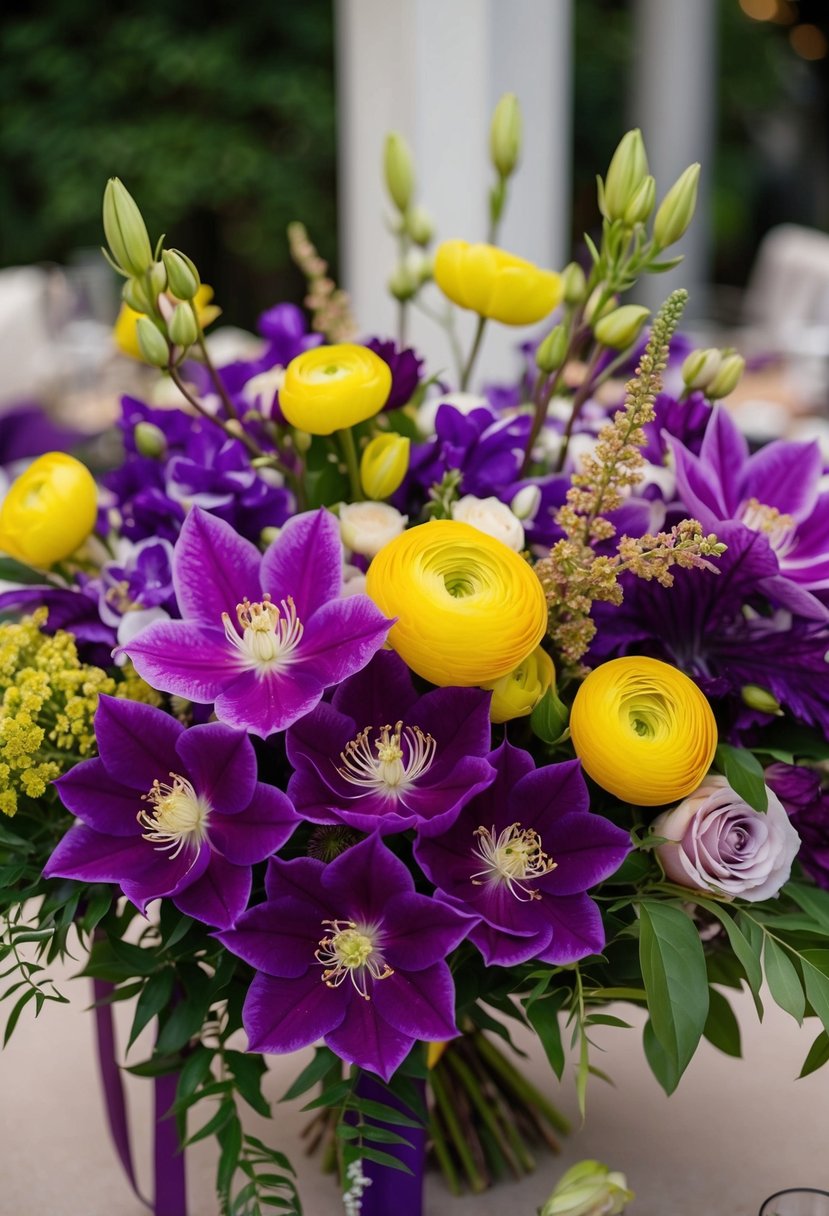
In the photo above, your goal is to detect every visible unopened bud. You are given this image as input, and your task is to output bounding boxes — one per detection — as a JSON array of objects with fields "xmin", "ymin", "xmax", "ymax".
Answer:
[
  {"xmin": 162, "ymin": 248, "xmax": 201, "ymax": 300},
  {"xmin": 388, "ymin": 262, "xmax": 418, "ymax": 302},
  {"xmin": 653, "ymin": 163, "xmax": 701, "ymax": 249},
  {"xmin": 260, "ymin": 526, "xmax": 281, "ymax": 547},
  {"xmin": 560, "ymin": 261, "xmax": 586, "ymax": 305},
  {"xmin": 535, "ymin": 324, "xmax": 568, "ymax": 374},
  {"xmin": 681, "ymin": 348, "xmax": 722, "ymax": 391},
  {"xmin": 102, "ymin": 178, "xmax": 154, "ymax": 277},
  {"xmin": 623, "ymin": 174, "xmax": 656, "ymax": 226},
  {"xmin": 600, "ymin": 129, "xmax": 649, "ymax": 222},
  {"xmin": 292, "ymin": 429, "xmax": 312, "ymax": 454},
  {"xmin": 594, "ymin": 304, "xmax": 650, "ymax": 350},
  {"xmin": 706, "ymin": 352, "xmax": 745, "ymax": 400},
  {"xmin": 360, "ymin": 432, "xmax": 411, "ymax": 500},
  {"xmin": 168, "ymin": 303, "xmax": 199, "ymax": 348},
  {"xmin": 489, "ymin": 92, "xmax": 522, "ymax": 179},
  {"xmin": 133, "ymin": 421, "xmax": 167, "ymax": 458},
  {"xmin": 741, "ymin": 684, "xmax": 783, "ymax": 716},
  {"xmin": 135, "ymin": 316, "xmax": 170, "ymax": 368},
  {"xmin": 148, "ymin": 260, "xmax": 168, "ymax": 301},
  {"xmin": 406, "ymin": 204, "xmax": 434, "ymax": 247},
  {"xmin": 583, "ymin": 286, "xmax": 617, "ymax": 324},
  {"xmin": 541, "ymin": 1160, "xmax": 633, "ymax": 1216},
  {"xmin": 122, "ymin": 277, "xmax": 152, "ymax": 314},
  {"xmin": 510, "ymin": 484, "xmax": 541, "ymax": 521},
  {"xmin": 384, "ymin": 132, "xmax": 415, "ymax": 214}
]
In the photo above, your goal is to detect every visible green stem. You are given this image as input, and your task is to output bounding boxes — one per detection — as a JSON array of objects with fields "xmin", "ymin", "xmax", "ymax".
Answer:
[
  {"xmin": 554, "ymin": 343, "xmax": 606, "ymax": 473},
  {"xmin": 196, "ymin": 330, "xmax": 240, "ymax": 422},
  {"xmin": 473, "ymin": 1034, "xmax": 571, "ymax": 1136},
  {"xmin": 445, "ymin": 1050, "xmax": 524, "ymax": 1178},
  {"xmin": 430, "ymin": 1064, "xmax": 488, "ymax": 1193},
  {"xmin": 459, "ymin": 315, "xmax": 487, "ymax": 391},
  {"xmin": 168, "ymin": 368, "xmax": 263, "ymax": 460},
  {"xmin": 428, "ymin": 1111, "xmax": 463, "ymax": 1197},
  {"xmin": 337, "ymin": 428, "xmax": 362, "ymax": 500}
]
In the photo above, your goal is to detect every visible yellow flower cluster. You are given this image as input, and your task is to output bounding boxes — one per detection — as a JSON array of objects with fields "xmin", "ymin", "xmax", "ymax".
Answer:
[{"xmin": 0, "ymin": 611, "xmax": 159, "ymax": 817}]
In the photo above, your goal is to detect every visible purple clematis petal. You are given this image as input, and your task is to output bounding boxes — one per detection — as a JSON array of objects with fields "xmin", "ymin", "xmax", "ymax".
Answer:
[
  {"xmin": 94, "ymin": 694, "xmax": 184, "ymax": 790},
  {"xmin": 325, "ymin": 993, "xmax": 414, "ymax": 1082},
  {"xmin": 174, "ymin": 722, "xmax": 258, "ymax": 814},
  {"xmin": 125, "ymin": 619, "xmax": 242, "ymax": 702},
  {"xmin": 172, "ymin": 506, "xmax": 263, "ymax": 627},
  {"xmin": 244, "ymin": 971, "xmax": 348, "ymax": 1055},
  {"xmin": 173, "ymin": 854, "xmax": 251, "ymax": 930},
  {"xmin": 259, "ymin": 510, "xmax": 343, "ymax": 620},
  {"xmin": 55, "ymin": 760, "xmax": 142, "ymax": 837}
]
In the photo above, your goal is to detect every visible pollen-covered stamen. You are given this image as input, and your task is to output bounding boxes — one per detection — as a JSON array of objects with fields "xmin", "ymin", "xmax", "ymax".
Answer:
[
  {"xmin": 471, "ymin": 822, "xmax": 557, "ymax": 901},
  {"xmin": 138, "ymin": 772, "xmax": 210, "ymax": 859},
  {"xmin": 739, "ymin": 498, "xmax": 797, "ymax": 558},
  {"xmin": 337, "ymin": 722, "xmax": 436, "ymax": 796},
  {"xmin": 221, "ymin": 593, "xmax": 304, "ymax": 669},
  {"xmin": 314, "ymin": 918, "xmax": 393, "ymax": 1000}
]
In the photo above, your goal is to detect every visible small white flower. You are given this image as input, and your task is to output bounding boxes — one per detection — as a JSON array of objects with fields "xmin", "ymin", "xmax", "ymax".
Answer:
[
  {"xmin": 510, "ymin": 484, "xmax": 541, "ymax": 522},
  {"xmin": 340, "ymin": 502, "xmax": 407, "ymax": 558},
  {"xmin": 452, "ymin": 494, "xmax": 524, "ymax": 551}
]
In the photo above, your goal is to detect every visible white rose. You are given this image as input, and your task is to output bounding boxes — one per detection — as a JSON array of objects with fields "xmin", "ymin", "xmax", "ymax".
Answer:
[
  {"xmin": 339, "ymin": 502, "xmax": 407, "ymax": 559},
  {"xmin": 451, "ymin": 494, "xmax": 525, "ymax": 551}
]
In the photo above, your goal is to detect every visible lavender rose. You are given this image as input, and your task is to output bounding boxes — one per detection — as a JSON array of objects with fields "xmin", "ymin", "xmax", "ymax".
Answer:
[{"xmin": 652, "ymin": 775, "xmax": 801, "ymax": 902}]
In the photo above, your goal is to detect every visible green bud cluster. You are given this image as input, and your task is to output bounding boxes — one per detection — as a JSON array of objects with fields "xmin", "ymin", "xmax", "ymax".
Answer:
[{"xmin": 682, "ymin": 346, "xmax": 745, "ymax": 398}]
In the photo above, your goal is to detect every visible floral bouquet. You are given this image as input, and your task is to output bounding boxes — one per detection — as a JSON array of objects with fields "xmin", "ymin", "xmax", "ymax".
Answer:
[{"xmin": 2, "ymin": 99, "xmax": 829, "ymax": 1216}]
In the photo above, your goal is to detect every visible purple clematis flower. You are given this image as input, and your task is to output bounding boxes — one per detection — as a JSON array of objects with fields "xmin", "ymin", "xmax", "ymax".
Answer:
[
  {"xmin": 44, "ymin": 696, "xmax": 297, "ymax": 929},
  {"xmin": 218, "ymin": 834, "xmax": 473, "ymax": 1080},
  {"xmin": 123, "ymin": 507, "xmax": 391, "ymax": 737},
  {"xmin": 286, "ymin": 651, "xmax": 495, "ymax": 836},
  {"xmin": 414, "ymin": 740, "xmax": 631, "ymax": 967},
  {"xmin": 366, "ymin": 338, "xmax": 424, "ymax": 410}
]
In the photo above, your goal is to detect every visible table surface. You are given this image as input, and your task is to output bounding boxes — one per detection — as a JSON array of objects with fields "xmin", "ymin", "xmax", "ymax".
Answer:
[{"xmin": 1, "ymin": 955, "xmax": 828, "ymax": 1216}]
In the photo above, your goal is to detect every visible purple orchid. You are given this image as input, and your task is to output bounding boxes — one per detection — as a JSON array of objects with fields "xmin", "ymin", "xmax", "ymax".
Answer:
[
  {"xmin": 123, "ymin": 507, "xmax": 391, "ymax": 737},
  {"xmin": 285, "ymin": 651, "xmax": 495, "ymax": 836},
  {"xmin": 44, "ymin": 696, "xmax": 297, "ymax": 929},
  {"xmin": 414, "ymin": 740, "xmax": 631, "ymax": 967},
  {"xmin": 670, "ymin": 405, "xmax": 829, "ymax": 617},
  {"xmin": 218, "ymin": 834, "xmax": 473, "ymax": 1081}
]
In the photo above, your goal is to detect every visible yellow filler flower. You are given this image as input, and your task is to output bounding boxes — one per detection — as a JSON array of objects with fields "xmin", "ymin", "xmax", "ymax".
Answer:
[
  {"xmin": 279, "ymin": 343, "xmax": 392, "ymax": 436},
  {"xmin": 0, "ymin": 453, "xmax": 97, "ymax": 567},
  {"xmin": 433, "ymin": 240, "xmax": 563, "ymax": 326},
  {"xmin": 569, "ymin": 656, "xmax": 717, "ymax": 805},
  {"xmin": 365, "ymin": 520, "xmax": 548, "ymax": 687},
  {"xmin": 483, "ymin": 645, "xmax": 555, "ymax": 724}
]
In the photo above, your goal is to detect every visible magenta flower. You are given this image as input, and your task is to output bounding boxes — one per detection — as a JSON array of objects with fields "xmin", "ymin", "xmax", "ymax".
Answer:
[
  {"xmin": 414, "ymin": 741, "xmax": 631, "ymax": 967},
  {"xmin": 218, "ymin": 835, "xmax": 473, "ymax": 1081},
  {"xmin": 285, "ymin": 651, "xmax": 495, "ymax": 836},
  {"xmin": 122, "ymin": 507, "xmax": 392, "ymax": 737},
  {"xmin": 44, "ymin": 696, "xmax": 298, "ymax": 929}
]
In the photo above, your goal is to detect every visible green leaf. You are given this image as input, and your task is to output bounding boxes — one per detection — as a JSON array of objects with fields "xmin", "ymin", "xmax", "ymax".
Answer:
[
  {"xmin": 155, "ymin": 992, "xmax": 209, "ymax": 1055},
  {"xmin": 4, "ymin": 987, "xmax": 38, "ymax": 1045},
  {"xmin": 763, "ymin": 937, "xmax": 805, "ymax": 1024},
  {"xmin": 642, "ymin": 1017, "xmax": 680, "ymax": 1094},
  {"xmin": 638, "ymin": 901, "xmax": 709, "ymax": 1090},
  {"xmin": 185, "ymin": 1099, "xmax": 234, "ymax": 1146},
  {"xmin": 216, "ymin": 1114, "xmax": 243, "ymax": 1197},
  {"xmin": 300, "ymin": 1080, "xmax": 352, "ymax": 1111},
  {"xmin": 344, "ymin": 1097, "xmax": 422, "ymax": 1129},
  {"xmin": 787, "ymin": 884, "xmax": 829, "ymax": 936},
  {"xmin": 225, "ymin": 1050, "xmax": 270, "ymax": 1117},
  {"xmin": 523, "ymin": 990, "xmax": 566, "ymax": 1080},
  {"xmin": 128, "ymin": 969, "xmax": 175, "ymax": 1050},
  {"xmin": 702, "ymin": 987, "xmax": 742, "ymax": 1058},
  {"xmin": 360, "ymin": 1125, "xmax": 414, "ymax": 1147},
  {"xmin": 799, "ymin": 1030, "xmax": 829, "ymax": 1079},
  {"xmin": 802, "ymin": 960, "xmax": 829, "ymax": 1036},
  {"xmin": 0, "ymin": 557, "xmax": 49, "ymax": 584},
  {"xmin": 714, "ymin": 743, "xmax": 767, "ymax": 813},
  {"xmin": 356, "ymin": 1146, "xmax": 413, "ymax": 1175},
  {"xmin": 696, "ymin": 900, "xmax": 763, "ymax": 1009},
  {"xmin": 529, "ymin": 685, "xmax": 569, "ymax": 745},
  {"xmin": 280, "ymin": 1047, "xmax": 339, "ymax": 1102}
]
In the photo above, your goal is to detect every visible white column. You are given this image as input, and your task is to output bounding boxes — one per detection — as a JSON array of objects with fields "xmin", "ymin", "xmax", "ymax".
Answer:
[
  {"xmin": 631, "ymin": 0, "xmax": 717, "ymax": 319},
  {"xmin": 336, "ymin": 0, "xmax": 573, "ymax": 384}
]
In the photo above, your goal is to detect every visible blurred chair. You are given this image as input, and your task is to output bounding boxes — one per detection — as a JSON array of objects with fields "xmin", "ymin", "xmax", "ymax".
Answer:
[{"xmin": 742, "ymin": 223, "xmax": 829, "ymax": 349}]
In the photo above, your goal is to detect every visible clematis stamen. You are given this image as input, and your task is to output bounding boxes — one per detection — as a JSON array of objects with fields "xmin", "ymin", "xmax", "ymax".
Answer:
[
  {"xmin": 739, "ymin": 498, "xmax": 796, "ymax": 558},
  {"xmin": 221, "ymin": 593, "xmax": 304, "ymax": 669},
  {"xmin": 337, "ymin": 721, "xmax": 436, "ymax": 796},
  {"xmin": 471, "ymin": 822, "xmax": 556, "ymax": 901},
  {"xmin": 314, "ymin": 918, "xmax": 393, "ymax": 1000},
  {"xmin": 138, "ymin": 772, "xmax": 210, "ymax": 859}
]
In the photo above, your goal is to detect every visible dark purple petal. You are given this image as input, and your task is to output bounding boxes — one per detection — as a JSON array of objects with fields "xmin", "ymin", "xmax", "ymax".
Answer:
[
  {"xmin": 322, "ymin": 836, "xmax": 414, "ymax": 923},
  {"xmin": 285, "ymin": 701, "xmax": 358, "ymax": 797},
  {"xmin": 324, "ymin": 991, "xmax": 413, "ymax": 1082},
  {"xmin": 401, "ymin": 756, "xmax": 495, "ymax": 837},
  {"xmin": 174, "ymin": 722, "xmax": 257, "ymax": 814},
  {"xmin": 218, "ymin": 897, "xmax": 319, "ymax": 978},
  {"xmin": 206, "ymin": 784, "xmax": 297, "ymax": 864},
  {"xmin": 259, "ymin": 509, "xmax": 343, "ymax": 620},
  {"xmin": 381, "ymin": 893, "xmax": 475, "ymax": 970},
  {"xmin": 331, "ymin": 651, "xmax": 419, "ymax": 725},
  {"xmin": 120, "ymin": 844, "xmax": 210, "ymax": 914},
  {"xmin": 93, "ymin": 695, "xmax": 183, "ymax": 791},
  {"xmin": 538, "ymin": 812, "xmax": 632, "ymax": 895},
  {"xmin": 373, "ymin": 963, "xmax": 459, "ymax": 1041},
  {"xmin": 467, "ymin": 919, "xmax": 553, "ymax": 967},
  {"xmin": 124, "ymin": 620, "xmax": 243, "ymax": 701},
  {"xmin": 173, "ymin": 853, "xmax": 251, "ymax": 929},
  {"xmin": 411, "ymin": 687, "xmax": 493, "ymax": 787},
  {"xmin": 532, "ymin": 893, "xmax": 607, "ymax": 964},
  {"xmin": 298, "ymin": 596, "xmax": 391, "ymax": 687},
  {"xmin": 264, "ymin": 856, "xmax": 331, "ymax": 911},
  {"xmin": 244, "ymin": 970, "xmax": 347, "ymax": 1055},
  {"xmin": 698, "ymin": 406, "xmax": 749, "ymax": 515},
  {"xmin": 509, "ymin": 760, "xmax": 590, "ymax": 830},
  {"xmin": 172, "ymin": 507, "xmax": 263, "ymax": 627},
  {"xmin": 55, "ymin": 759, "xmax": 141, "ymax": 837},
  {"xmin": 670, "ymin": 438, "xmax": 725, "ymax": 529},
  {"xmin": 213, "ymin": 667, "xmax": 323, "ymax": 737},
  {"xmin": 743, "ymin": 437, "xmax": 822, "ymax": 521}
]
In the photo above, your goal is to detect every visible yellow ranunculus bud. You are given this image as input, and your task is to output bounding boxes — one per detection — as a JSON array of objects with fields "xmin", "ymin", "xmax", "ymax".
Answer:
[
  {"xmin": 360, "ymin": 433, "xmax": 410, "ymax": 500},
  {"xmin": 365, "ymin": 520, "xmax": 548, "ymax": 687},
  {"xmin": 0, "ymin": 453, "xmax": 98, "ymax": 567},
  {"xmin": 102, "ymin": 178, "xmax": 154, "ymax": 277},
  {"xmin": 569, "ymin": 656, "xmax": 717, "ymax": 805},
  {"xmin": 483, "ymin": 645, "xmax": 555, "ymax": 724},
  {"xmin": 653, "ymin": 163, "xmax": 701, "ymax": 250},
  {"xmin": 279, "ymin": 344, "xmax": 392, "ymax": 437},
  {"xmin": 433, "ymin": 240, "xmax": 563, "ymax": 326},
  {"xmin": 593, "ymin": 304, "xmax": 650, "ymax": 350},
  {"xmin": 114, "ymin": 285, "xmax": 220, "ymax": 361}
]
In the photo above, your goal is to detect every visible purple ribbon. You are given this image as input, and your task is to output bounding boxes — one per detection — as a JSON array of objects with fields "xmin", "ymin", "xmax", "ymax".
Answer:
[{"xmin": 356, "ymin": 1075, "xmax": 426, "ymax": 1216}]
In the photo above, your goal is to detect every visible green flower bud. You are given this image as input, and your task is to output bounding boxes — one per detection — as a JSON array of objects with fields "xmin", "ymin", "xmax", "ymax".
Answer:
[
  {"xmin": 706, "ymin": 352, "xmax": 745, "ymax": 400},
  {"xmin": 623, "ymin": 174, "xmax": 656, "ymax": 226},
  {"xmin": 406, "ymin": 204, "xmax": 435, "ymax": 247},
  {"xmin": 594, "ymin": 304, "xmax": 650, "ymax": 350},
  {"xmin": 582, "ymin": 286, "xmax": 617, "ymax": 324},
  {"xmin": 535, "ymin": 324, "xmax": 568, "ymax": 374},
  {"xmin": 162, "ymin": 248, "xmax": 201, "ymax": 300},
  {"xmin": 388, "ymin": 262, "xmax": 418, "ymax": 302},
  {"xmin": 541, "ymin": 1160, "xmax": 633, "ymax": 1216},
  {"xmin": 122, "ymin": 277, "xmax": 152, "ymax": 314},
  {"xmin": 489, "ymin": 92, "xmax": 522, "ymax": 179},
  {"xmin": 384, "ymin": 132, "xmax": 415, "ymax": 214},
  {"xmin": 168, "ymin": 303, "xmax": 199, "ymax": 348},
  {"xmin": 148, "ymin": 260, "xmax": 168, "ymax": 300},
  {"xmin": 102, "ymin": 178, "xmax": 154, "ymax": 277},
  {"xmin": 561, "ymin": 261, "xmax": 587, "ymax": 305},
  {"xmin": 681, "ymin": 347, "xmax": 722, "ymax": 391},
  {"xmin": 600, "ymin": 129, "xmax": 649, "ymax": 222},
  {"xmin": 292, "ymin": 428, "xmax": 312, "ymax": 454},
  {"xmin": 741, "ymin": 684, "xmax": 783, "ymax": 716},
  {"xmin": 135, "ymin": 316, "xmax": 170, "ymax": 368},
  {"xmin": 653, "ymin": 163, "xmax": 701, "ymax": 249},
  {"xmin": 133, "ymin": 421, "xmax": 167, "ymax": 458}
]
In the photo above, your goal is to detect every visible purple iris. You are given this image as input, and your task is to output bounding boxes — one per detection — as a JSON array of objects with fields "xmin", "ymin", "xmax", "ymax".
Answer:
[
  {"xmin": 414, "ymin": 740, "xmax": 631, "ymax": 967},
  {"xmin": 766, "ymin": 762, "xmax": 829, "ymax": 890},
  {"xmin": 366, "ymin": 338, "xmax": 424, "ymax": 410},
  {"xmin": 285, "ymin": 651, "xmax": 495, "ymax": 836},
  {"xmin": 44, "ymin": 697, "xmax": 297, "ymax": 929},
  {"xmin": 670, "ymin": 406, "xmax": 829, "ymax": 617},
  {"xmin": 123, "ymin": 507, "xmax": 391, "ymax": 737},
  {"xmin": 218, "ymin": 835, "xmax": 472, "ymax": 1080}
]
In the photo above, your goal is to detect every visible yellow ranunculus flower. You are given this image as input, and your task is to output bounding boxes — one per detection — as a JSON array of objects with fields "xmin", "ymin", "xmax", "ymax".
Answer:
[
  {"xmin": 569, "ymin": 656, "xmax": 717, "ymax": 806},
  {"xmin": 360, "ymin": 432, "xmax": 410, "ymax": 500},
  {"xmin": 365, "ymin": 520, "xmax": 548, "ymax": 687},
  {"xmin": 433, "ymin": 240, "xmax": 563, "ymax": 326},
  {"xmin": 114, "ymin": 285, "xmax": 220, "ymax": 360},
  {"xmin": 279, "ymin": 344, "xmax": 392, "ymax": 436},
  {"xmin": 0, "ymin": 453, "xmax": 98, "ymax": 567},
  {"xmin": 483, "ymin": 645, "xmax": 555, "ymax": 724}
]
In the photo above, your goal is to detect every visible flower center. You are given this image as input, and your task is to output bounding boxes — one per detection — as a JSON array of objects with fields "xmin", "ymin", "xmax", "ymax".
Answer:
[
  {"xmin": 337, "ymin": 721, "xmax": 436, "ymax": 797},
  {"xmin": 739, "ymin": 498, "xmax": 796, "ymax": 557},
  {"xmin": 471, "ymin": 823, "xmax": 557, "ymax": 901},
  {"xmin": 314, "ymin": 918, "xmax": 394, "ymax": 1000},
  {"xmin": 137, "ymin": 772, "xmax": 210, "ymax": 859},
  {"xmin": 221, "ymin": 594, "xmax": 304, "ymax": 670}
]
